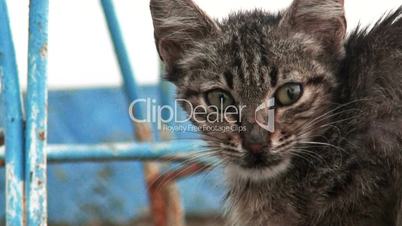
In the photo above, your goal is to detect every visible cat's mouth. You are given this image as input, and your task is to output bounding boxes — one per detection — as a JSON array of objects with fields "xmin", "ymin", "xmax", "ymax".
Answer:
[
  {"xmin": 240, "ymin": 152, "xmax": 283, "ymax": 169},
  {"xmin": 227, "ymin": 156, "xmax": 291, "ymax": 181},
  {"xmin": 220, "ymin": 140, "xmax": 294, "ymax": 180}
]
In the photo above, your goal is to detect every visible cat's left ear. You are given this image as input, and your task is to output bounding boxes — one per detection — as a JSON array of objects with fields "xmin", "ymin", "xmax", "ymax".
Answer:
[
  {"xmin": 281, "ymin": 0, "xmax": 347, "ymax": 56},
  {"xmin": 150, "ymin": 0, "xmax": 220, "ymax": 77}
]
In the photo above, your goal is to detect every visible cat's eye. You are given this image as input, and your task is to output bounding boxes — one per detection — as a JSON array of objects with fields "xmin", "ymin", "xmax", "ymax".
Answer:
[
  {"xmin": 205, "ymin": 89, "xmax": 234, "ymax": 111},
  {"xmin": 275, "ymin": 83, "xmax": 303, "ymax": 106}
]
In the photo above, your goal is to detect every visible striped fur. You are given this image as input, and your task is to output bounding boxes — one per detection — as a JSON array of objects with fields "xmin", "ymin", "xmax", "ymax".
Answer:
[{"xmin": 150, "ymin": 0, "xmax": 402, "ymax": 225}]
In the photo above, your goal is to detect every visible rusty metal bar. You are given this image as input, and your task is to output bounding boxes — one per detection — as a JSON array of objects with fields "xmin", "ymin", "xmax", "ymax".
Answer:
[
  {"xmin": 100, "ymin": 1, "xmax": 176, "ymax": 225},
  {"xmin": 25, "ymin": 0, "xmax": 49, "ymax": 225},
  {"xmin": 0, "ymin": 0, "xmax": 26, "ymax": 225}
]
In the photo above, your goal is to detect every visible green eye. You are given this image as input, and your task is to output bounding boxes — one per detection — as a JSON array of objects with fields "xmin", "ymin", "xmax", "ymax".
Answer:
[
  {"xmin": 206, "ymin": 89, "xmax": 234, "ymax": 111},
  {"xmin": 275, "ymin": 83, "xmax": 303, "ymax": 106}
]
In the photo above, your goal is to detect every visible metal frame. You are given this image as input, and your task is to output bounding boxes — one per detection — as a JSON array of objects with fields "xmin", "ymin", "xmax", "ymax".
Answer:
[
  {"xmin": 0, "ymin": 0, "xmax": 207, "ymax": 225},
  {"xmin": 100, "ymin": 1, "xmax": 189, "ymax": 225},
  {"xmin": 0, "ymin": 0, "xmax": 25, "ymax": 225},
  {"xmin": 25, "ymin": 0, "xmax": 49, "ymax": 225}
]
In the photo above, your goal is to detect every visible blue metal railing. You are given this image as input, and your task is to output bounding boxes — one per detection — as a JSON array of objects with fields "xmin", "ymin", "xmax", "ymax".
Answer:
[
  {"xmin": 0, "ymin": 0, "xmax": 207, "ymax": 225},
  {"xmin": 0, "ymin": 0, "xmax": 25, "ymax": 225},
  {"xmin": 100, "ymin": 0, "xmax": 145, "ymax": 122},
  {"xmin": 25, "ymin": 0, "xmax": 49, "ymax": 225},
  {"xmin": 0, "ymin": 140, "xmax": 208, "ymax": 163}
]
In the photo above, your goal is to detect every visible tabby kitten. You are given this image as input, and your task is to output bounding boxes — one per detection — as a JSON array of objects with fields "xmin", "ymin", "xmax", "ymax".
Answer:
[{"xmin": 150, "ymin": 0, "xmax": 402, "ymax": 225}]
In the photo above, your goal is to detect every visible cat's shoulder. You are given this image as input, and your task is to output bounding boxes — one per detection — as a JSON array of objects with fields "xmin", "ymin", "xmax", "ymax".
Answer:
[
  {"xmin": 341, "ymin": 7, "xmax": 402, "ymax": 83},
  {"xmin": 338, "ymin": 7, "xmax": 402, "ymax": 120}
]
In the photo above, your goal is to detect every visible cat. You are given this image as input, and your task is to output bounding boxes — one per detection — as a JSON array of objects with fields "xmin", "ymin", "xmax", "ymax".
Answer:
[{"xmin": 150, "ymin": 0, "xmax": 402, "ymax": 225}]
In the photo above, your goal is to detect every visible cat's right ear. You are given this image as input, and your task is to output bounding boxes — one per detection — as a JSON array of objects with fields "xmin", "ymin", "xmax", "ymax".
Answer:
[{"xmin": 150, "ymin": 0, "xmax": 220, "ymax": 79}]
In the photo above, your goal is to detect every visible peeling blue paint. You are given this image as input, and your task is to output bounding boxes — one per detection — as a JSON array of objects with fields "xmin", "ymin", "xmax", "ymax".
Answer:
[
  {"xmin": 0, "ymin": 140, "xmax": 210, "ymax": 163},
  {"xmin": 0, "ymin": 0, "xmax": 25, "ymax": 225},
  {"xmin": 0, "ymin": 88, "xmax": 224, "ymax": 224},
  {"xmin": 25, "ymin": 0, "xmax": 49, "ymax": 225},
  {"xmin": 0, "ymin": 0, "xmax": 224, "ymax": 224}
]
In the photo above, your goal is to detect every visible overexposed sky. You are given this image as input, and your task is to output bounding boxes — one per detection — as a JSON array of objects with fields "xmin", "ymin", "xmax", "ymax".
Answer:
[{"xmin": 6, "ymin": 0, "xmax": 402, "ymax": 89}]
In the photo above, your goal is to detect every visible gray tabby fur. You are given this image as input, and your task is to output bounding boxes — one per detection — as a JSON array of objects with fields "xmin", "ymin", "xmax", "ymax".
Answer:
[{"xmin": 150, "ymin": 0, "xmax": 402, "ymax": 225}]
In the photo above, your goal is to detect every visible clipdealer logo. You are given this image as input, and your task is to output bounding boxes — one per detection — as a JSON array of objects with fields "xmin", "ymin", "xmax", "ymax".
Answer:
[{"xmin": 128, "ymin": 98, "xmax": 275, "ymax": 132}]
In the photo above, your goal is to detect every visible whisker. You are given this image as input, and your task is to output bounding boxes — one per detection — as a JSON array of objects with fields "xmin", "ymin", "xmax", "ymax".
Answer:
[
  {"xmin": 298, "ymin": 141, "xmax": 347, "ymax": 154},
  {"xmin": 298, "ymin": 108, "xmax": 362, "ymax": 133},
  {"xmin": 296, "ymin": 115, "xmax": 360, "ymax": 139},
  {"xmin": 292, "ymin": 98, "xmax": 369, "ymax": 134}
]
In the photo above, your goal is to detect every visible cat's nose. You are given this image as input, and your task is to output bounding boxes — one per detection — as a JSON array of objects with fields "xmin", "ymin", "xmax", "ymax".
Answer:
[
  {"xmin": 241, "ymin": 123, "xmax": 271, "ymax": 154},
  {"xmin": 248, "ymin": 143, "xmax": 263, "ymax": 154},
  {"xmin": 244, "ymin": 142, "xmax": 264, "ymax": 154}
]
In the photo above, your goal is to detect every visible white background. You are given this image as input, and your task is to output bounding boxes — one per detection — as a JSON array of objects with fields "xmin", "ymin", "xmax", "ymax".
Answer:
[{"xmin": 7, "ymin": 0, "xmax": 402, "ymax": 89}]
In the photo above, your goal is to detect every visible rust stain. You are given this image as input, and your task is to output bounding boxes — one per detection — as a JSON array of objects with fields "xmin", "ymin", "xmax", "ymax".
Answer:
[
  {"xmin": 165, "ymin": 183, "xmax": 185, "ymax": 226},
  {"xmin": 134, "ymin": 122, "xmax": 168, "ymax": 226},
  {"xmin": 40, "ymin": 43, "xmax": 48, "ymax": 59},
  {"xmin": 147, "ymin": 173, "xmax": 168, "ymax": 226},
  {"xmin": 38, "ymin": 131, "xmax": 46, "ymax": 141},
  {"xmin": 135, "ymin": 122, "xmax": 152, "ymax": 142}
]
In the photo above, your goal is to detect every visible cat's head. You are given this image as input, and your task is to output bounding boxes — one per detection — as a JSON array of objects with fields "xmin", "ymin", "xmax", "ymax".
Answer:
[{"xmin": 150, "ymin": 0, "xmax": 346, "ymax": 181}]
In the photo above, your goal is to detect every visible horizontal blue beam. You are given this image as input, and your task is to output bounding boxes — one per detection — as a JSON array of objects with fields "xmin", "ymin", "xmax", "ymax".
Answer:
[{"xmin": 0, "ymin": 140, "xmax": 210, "ymax": 163}]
